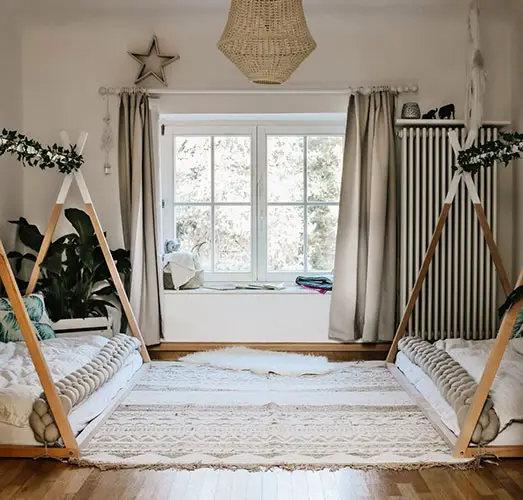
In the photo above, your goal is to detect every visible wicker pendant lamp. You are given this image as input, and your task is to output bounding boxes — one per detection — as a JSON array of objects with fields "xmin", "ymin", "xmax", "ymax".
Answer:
[{"xmin": 218, "ymin": 0, "xmax": 317, "ymax": 85}]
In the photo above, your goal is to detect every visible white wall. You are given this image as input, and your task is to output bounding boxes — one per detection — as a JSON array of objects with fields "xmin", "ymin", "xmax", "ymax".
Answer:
[
  {"xmin": 15, "ymin": 4, "xmax": 517, "ymax": 342},
  {"xmin": 20, "ymin": 6, "xmax": 512, "ymax": 246},
  {"xmin": 0, "ymin": 22, "xmax": 23, "ymax": 246}
]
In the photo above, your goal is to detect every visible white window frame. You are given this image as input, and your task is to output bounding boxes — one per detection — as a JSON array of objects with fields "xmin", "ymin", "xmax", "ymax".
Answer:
[{"xmin": 160, "ymin": 116, "xmax": 345, "ymax": 283}]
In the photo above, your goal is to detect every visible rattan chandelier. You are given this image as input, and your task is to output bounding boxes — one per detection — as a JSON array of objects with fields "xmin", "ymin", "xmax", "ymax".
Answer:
[{"xmin": 217, "ymin": 0, "xmax": 317, "ymax": 85}]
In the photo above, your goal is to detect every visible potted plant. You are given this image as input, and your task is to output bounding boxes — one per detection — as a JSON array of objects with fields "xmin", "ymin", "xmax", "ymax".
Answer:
[{"xmin": 5, "ymin": 208, "xmax": 131, "ymax": 336}]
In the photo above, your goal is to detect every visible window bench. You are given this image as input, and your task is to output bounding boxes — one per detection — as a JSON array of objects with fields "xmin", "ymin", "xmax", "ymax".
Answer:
[{"xmin": 162, "ymin": 287, "xmax": 332, "ymax": 343}]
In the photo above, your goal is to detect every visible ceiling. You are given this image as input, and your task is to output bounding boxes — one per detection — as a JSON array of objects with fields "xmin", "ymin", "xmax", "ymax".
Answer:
[
  {"xmin": 2, "ymin": 0, "xmax": 511, "ymax": 23},
  {"xmin": 2, "ymin": 0, "xmax": 468, "ymax": 14}
]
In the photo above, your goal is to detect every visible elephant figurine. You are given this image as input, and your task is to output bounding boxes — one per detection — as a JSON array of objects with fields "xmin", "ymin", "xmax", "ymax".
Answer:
[
  {"xmin": 438, "ymin": 104, "xmax": 455, "ymax": 120},
  {"xmin": 422, "ymin": 109, "xmax": 438, "ymax": 119}
]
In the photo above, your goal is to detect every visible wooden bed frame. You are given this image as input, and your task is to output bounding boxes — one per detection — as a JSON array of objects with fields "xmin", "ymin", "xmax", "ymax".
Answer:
[
  {"xmin": 386, "ymin": 133, "xmax": 523, "ymax": 458},
  {"xmin": 0, "ymin": 132, "xmax": 520, "ymax": 462},
  {"xmin": 0, "ymin": 132, "xmax": 150, "ymax": 460}
]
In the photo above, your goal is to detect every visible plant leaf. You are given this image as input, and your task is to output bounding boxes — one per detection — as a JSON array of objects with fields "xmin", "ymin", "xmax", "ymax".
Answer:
[
  {"xmin": 9, "ymin": 218, "xmax": 44, "ymax": 251},
  {"xmin": 65, "ymin": 208, "xmax": 95, "ymax": 243}
]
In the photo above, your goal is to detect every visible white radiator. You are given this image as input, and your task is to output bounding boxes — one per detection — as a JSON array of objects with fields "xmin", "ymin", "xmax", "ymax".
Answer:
[{"xmin": 398, "ymin": 124, "xmax": 499, "ymax": 341}]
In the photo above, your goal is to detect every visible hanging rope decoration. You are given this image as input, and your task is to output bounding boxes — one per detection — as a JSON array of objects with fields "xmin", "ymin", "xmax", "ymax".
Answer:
[
  {"xmin": 458, "ymin": 131, "xmax": 523, "ymax": 175},
  {"xmin": 456, "ymin": 0, "xmax": 523, "ymax": 176},
  {"xmin": 464, "ymin": 0, "xmax": 486, "ymax": 138},
  {"xmin": 0, "ymin": 129, "xmax": 83, "ymax": 174}
]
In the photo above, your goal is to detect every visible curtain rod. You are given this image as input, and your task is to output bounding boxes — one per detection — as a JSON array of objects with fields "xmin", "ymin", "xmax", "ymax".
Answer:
[{"xmin": 98, "ymin": 85, "xmax": 419, "ymax": 96}]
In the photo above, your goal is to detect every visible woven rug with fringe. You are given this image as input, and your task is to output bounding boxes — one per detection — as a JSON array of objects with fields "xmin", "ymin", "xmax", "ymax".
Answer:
[{"xmin": 73, "ymin": 360, "xmax": 473, "ymax": 471}]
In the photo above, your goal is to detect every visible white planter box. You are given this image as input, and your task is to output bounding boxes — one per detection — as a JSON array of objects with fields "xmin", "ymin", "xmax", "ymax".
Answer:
[{"xmin": 51, "ymin": 317, "xmax": 113, "ymax": 338}]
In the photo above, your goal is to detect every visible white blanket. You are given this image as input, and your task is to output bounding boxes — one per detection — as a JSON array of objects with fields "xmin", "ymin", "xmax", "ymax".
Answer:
[
  {"xmin": 435, "ymin": 338, "xmax": 523, "ymax": 432},
  {"xmin": 0, "ymin": 335, "xmax": 110, "ymax": 427}
]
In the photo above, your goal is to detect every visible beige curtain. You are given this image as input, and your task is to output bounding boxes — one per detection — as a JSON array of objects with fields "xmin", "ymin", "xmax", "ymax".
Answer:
[
  {"xmin": 118, "ymin": 92, "xmax": 163, "ymax": 345},
  {"xmin": 329, "ymin": 91, "xmax": 397, "ymax": 342}
]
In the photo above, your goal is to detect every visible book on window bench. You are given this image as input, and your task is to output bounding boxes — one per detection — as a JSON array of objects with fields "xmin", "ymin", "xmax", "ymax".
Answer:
[{"xmin": 204, "ymin": 283, "xmax": 286, "ymax": 291}]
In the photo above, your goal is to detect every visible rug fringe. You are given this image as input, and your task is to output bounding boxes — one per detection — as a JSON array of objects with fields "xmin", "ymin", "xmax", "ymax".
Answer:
[{"xmin": 69, "ymin": 458, "xmax": 477, "ymax": 472}]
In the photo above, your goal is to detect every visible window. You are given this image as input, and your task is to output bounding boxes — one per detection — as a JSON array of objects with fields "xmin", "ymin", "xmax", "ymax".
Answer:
[{"xmin": 160, "ymin": 116, "xmax": 344, "ymax": 282}]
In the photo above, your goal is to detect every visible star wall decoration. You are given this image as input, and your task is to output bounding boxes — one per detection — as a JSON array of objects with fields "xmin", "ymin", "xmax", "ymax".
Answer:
[{"xmin": 128, "ymin": 35, "xmax": 180, "ymax": 86}]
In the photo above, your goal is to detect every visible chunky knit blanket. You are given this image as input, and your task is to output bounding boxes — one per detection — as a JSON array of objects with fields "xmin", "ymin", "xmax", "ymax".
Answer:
[
  {"xmin": 29, "ymin": 334, "xmax": 141, "ymax": 445},
  {"xmin": 398, "ymin": 336, "xmax": 500, "ymax": 444}
]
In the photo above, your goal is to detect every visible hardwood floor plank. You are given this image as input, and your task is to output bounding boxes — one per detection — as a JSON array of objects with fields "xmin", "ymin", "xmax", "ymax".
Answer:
[
  {"xmin": 388, "ymin": 470, "xmax": 431, "ymax": 495},
  {"xmin": 291, "ymin": 470, "xmax": 310, "ymax": 500},
  {"xmin": 182, "ymin": 468, "xmax": 207, "ymax": 499},
  {"xmin": 197, "ymin": 470, "xmax": 219, "ymax": 500},
  {"xmin": 68, "ymin": 468, "xmax": 102, "ymax": 500},
  {"xmin": 213, "ymin": 470, "xmax": 233, "ymax": 500},
  {"xmin": 1, "ymin": 461, "xmax": 523, "ymax": 499},
  {"xmin": 491, "ymin": 464, "xmax": 523, "ymax": 499},
  {"xmin": 461, "ymin": 469, "xmax": 495, "ymax": 497},
  {"xmin": 246, "ymin": 471, "xmax": 263, "ymax": 500},
  {"xmin": 420, "ymin": 469, "xmax": 471, "ymax": 500},
  {"xmin": 230, "ymin": 470, "xmax": 249, "ymax": 500},
  {"xmin": 318, "ymin": 470, "xmax": 341, "ymax": 500},
  {"xmin": 167, "ymin": 471, "xmax": 191, "ymax": 499},
  {"xmin": 261, "ymin": 470, "xmax": 278, "ymax": 500},
  {"xmin": 306, "ymin": 470, "xmax": 326, "ymax": 500},
  {"xmin": 335, "ymin": 469, "xmax": 371, "ymax": 500},
  {"xmin": 275, "ymin": 470, "xmax": 293, "ymax": 500},
  {"xmin": 137, "ymin": 471, "xmax": 179, "ymax": 500}
]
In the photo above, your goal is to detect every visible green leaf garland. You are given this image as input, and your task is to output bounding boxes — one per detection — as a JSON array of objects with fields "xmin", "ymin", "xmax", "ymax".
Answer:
[
  {"xmin": 0, "ymin": 129, "xmax": 83, "ymax": 174},
  {"xmin": 458, "ymin": 131, "xmax": 523, "ymax": 175}
]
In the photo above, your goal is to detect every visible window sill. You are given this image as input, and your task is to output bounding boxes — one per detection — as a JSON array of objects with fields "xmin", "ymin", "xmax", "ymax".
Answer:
[{"xmin": 163, "ymin": 285, "xmax": 330, "ymax": 295}]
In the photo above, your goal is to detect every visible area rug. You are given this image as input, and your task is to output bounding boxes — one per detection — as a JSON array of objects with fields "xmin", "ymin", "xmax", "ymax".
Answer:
[
  {"xmin": 179, "ymin": 346, "xmax": 344, "ymax": 375},
  {"xmin": 74, "ymin": 361, "xmax": 473, "ymax": 470}
]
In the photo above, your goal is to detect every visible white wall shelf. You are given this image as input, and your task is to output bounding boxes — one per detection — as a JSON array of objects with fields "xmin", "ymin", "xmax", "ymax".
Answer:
[{"xmin": 395, "ymin": 119, "xmax": 511, "ymax": 127}]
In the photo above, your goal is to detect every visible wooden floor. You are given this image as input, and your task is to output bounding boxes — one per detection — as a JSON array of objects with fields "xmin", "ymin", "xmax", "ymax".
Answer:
[{"xmin": 1, "ymin": 459, "xmax": 523, "ymax": 499}]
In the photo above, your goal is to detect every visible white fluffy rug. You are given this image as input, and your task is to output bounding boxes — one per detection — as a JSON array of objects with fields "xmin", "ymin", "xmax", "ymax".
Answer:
[{"xmin": 179, "ymin": 347, "xmax": 345, "ymax": 376}]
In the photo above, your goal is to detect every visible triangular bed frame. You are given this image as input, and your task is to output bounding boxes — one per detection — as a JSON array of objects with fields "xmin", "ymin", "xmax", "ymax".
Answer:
[
  {"xmin": 0, "ymin": 132, "xmax": 150, "ymax": 460},
  {"xmin": 387, "ymin": 128, "xmax": 523, "ymax": 459}
]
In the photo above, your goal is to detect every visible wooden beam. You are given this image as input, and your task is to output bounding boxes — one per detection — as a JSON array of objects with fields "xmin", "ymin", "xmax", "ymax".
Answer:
[
  {"xmin": 0, "ymin": 446, "xmax": 78, "ymax": 459},
  {"xmin": 26, "ymin": 204, "xmax": 64, "ymax": 295},
  {"xmin": 464, "ymin": 445, "xmax": 523, "ymax": 459},
  {"xmin": 453, "ymin": 269, "xmax": 523, "ymax": 457},
  {"xmin": 84, "ymin": 203, "xmax": 150, "ymax": 363},
  {"xmin": 386, "ymin": 202, "xmax": 453, "ymax": 363},
  {"xmin": 0, "ymin": 240, "xmax": 78, "ymax": 454}
]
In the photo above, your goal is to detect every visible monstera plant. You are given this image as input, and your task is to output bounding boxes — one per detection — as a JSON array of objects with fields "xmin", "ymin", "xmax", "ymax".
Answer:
[{"xmin": 5, "ymin": 208, "xmax": 131, "ymax": 322}]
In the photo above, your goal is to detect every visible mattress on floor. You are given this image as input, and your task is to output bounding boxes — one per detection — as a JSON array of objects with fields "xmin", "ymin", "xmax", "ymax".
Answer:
[
  {"xmin": 0, "ymin": 335, "xmax": 143, "ymax": 446},
  {"xmin": 396, "ymin": 351, "xmax": 523, "ymax": 447}
]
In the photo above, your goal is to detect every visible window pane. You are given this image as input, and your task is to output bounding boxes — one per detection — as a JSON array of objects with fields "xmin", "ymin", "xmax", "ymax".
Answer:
[
  {"xmin": 307, "ymin": 205, "xmax": 339, "ymax": 272},
  {"xmin": 215, "ymin": 206, "xmax": 251, "ymax": 272},
  {"xmin": 175, "ymin": 205, "xmax": 211, "ymax": 270},
  {"xmin": 307, "ymin": 136, "xmax": 344, "ymax": 202},
  {"xmin": 215, "ymin": 136, "xmax": 251, "ymax": 202},
  {"xmin": 175, "ymin": 136, "xmax": 211, "ymax": 202},
  {"xmin": 267, "ymin": 136, "xmax": 304, "ymax": 202},
  {"xmin": 268, "ymin": 206, "xmax": 304, "ymax": 271}
]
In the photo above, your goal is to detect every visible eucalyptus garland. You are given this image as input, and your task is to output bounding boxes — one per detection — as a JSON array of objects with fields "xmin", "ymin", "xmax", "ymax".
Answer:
[
  {"xmin": 0, "ymin": 129, "xmax": 83, "ymax": 174},
  {"xmin": 458, "ymin": 131, "xmax": 523, "ymax": 175}
]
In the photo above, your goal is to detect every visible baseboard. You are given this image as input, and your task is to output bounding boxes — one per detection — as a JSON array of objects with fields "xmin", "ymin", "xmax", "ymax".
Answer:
[
  {"xmin": 148, "ymin": 342, "xmax": 390, "ymax": 362},
  {"xmin": 150, "ymin": 342, "xmax": 390, "ymax": 352}
]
